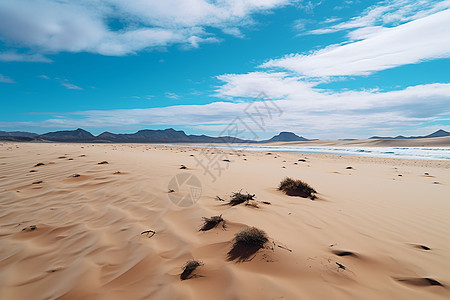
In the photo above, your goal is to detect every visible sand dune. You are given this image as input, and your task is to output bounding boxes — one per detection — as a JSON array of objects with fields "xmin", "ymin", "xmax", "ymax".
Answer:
[{"xmin": 0, "ymin": 142, "xmax": 449, "ymax": 299}]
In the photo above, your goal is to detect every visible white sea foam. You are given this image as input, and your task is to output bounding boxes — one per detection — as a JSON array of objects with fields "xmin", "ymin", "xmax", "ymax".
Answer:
[{"xmin": 176, "ymin": 145, "xmax": 450, "ymax": 160}]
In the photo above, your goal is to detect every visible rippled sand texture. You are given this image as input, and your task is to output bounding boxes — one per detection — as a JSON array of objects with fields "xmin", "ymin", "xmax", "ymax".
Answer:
[{"xmin": 0, "ymin": 142, "xmax": 449, "ymax": 299}]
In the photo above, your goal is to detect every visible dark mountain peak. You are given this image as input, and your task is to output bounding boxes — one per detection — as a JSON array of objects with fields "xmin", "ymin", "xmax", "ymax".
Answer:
[
  {"xmin": 39, "ymin": 128, "xmax": 95, "ymax": 141},
  {"xmin": 425, "ymin": 129, "xmax": 450, "ymax": 138},
  {"xmin": 370, "ymin": 129, "xmax": 450, "ymax": 140},
  {"xmin": 264, "ymin": 131, "xmax": 309, "ymax": 142}
]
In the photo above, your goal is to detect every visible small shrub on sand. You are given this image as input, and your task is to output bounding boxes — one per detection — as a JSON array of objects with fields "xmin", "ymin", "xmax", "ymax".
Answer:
[
  {"xmin": 200, "ymin": 215, "xmax": 226, "ymax": 231},
  {"xmin": 279, "ymin": 177, "xmax": 317, "ymax": 199},
  {"xmin": 227, "ymin": 227, "xmax": 269, "ymax": 262},
  {"xmin": 180, "ymin": 260, "xmax": 203, "ymax": 280},
  {"xmin": 229, "ymin": 191, "xmax": 255, "ymax": 206}
]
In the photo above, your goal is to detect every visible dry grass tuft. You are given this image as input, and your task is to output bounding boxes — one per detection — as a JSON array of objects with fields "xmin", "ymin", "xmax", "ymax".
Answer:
[
  {"xmin": 180, "ymin": 260, "xmax": 203, "ymax": 280},
  {"xmin": 278, "ymin": 177, "xmax": 317, "ymax": 199},
  {"xmin": 200, "ymin": 215, "xmax": 226, "ymax": 231},
  {"xmin": 227, "ymin": 227, "xmax": 269, "ymax": 262},
  {"xmin": 228, "ymin": 191, "xmax": 255, "ymax": 206}
]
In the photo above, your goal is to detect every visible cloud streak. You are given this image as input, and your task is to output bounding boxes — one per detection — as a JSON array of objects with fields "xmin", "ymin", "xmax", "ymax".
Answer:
[
  {"xmin": 262, "ymin": 9, "xmax": 450, "ymax": 77},
  {"xmin": 0, "ymin": 74, "xmax": 14, "ymax": 83}
]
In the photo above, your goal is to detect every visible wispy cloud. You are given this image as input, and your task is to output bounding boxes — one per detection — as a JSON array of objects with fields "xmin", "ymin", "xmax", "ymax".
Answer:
[
  {"xmin": 0, "ymin": 0, "xmax": 298, "ymax": 58},
  {"xmin": 0, "ymin": 51, "xmax": 52, "ymax": 63},
  {"xmin": 0, "ymin": 74, "xmax": 14, "ymax": 83},
  {"xmin": 307, "ymin": 0, "xmax": 450, "ymax": 36},
  {"xmin": 263, "ymin": 9, "xmax": 450, "ymax": 77},
  {"xmin": 165, "ymin": 92, "xmax": 180, "ymax": 99},
  {"xmin": 60, "ymin": 82, "xmax": 82, "ymax": 90}
]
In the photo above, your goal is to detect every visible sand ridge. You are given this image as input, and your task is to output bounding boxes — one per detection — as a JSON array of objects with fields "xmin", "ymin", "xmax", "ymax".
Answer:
[{"xmin": 0, "ymin": 142, "xmax": 449, "ymax": 299}]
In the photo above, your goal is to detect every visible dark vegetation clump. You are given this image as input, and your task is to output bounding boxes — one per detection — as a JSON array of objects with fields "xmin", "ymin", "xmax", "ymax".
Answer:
[
  {"xmin": 98, "ymin": 161, "xmax": 108, "ymax": 164},
  {"xmin": 22, "ymin": 225, "xmax": 37, "ymax": 232},
  {"xmin": 34, "ymin": 163, "xmax": 45, "ymax": 167},
  {"xmin": 346, "ymin": 166, "xmax": 353, "ymax": 169},
  {"xmin": 200, "ymin": 215, "xmax": 226, "ymax": 231},
  {"xmin": 180, "ymin": 260, "xmax": 203, "ymax": 280},
  {"xmin": 228, "ymin": 191, "xmax": 256, "ymax": 206},
  {"xmin": 180, "ymin": 165, "xmax": 187, "ymax": 169},
  {"xmin": 227, "ymin": 227, "xmax": 269, "ymax": 262},
  {"xmin": 278, "ymin": 177, "xmax": 317, "ymax": 199}
]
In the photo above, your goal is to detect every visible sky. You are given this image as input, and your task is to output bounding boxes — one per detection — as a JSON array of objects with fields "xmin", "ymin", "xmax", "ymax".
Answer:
[{"xmin": 1, "ymin": 0, "xmax": 450, "ymax": 140}]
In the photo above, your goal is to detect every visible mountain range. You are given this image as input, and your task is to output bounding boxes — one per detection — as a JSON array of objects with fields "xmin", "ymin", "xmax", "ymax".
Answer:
[
  {"xmin": 369, "ymin": 129, "xmax": 450, "ymax": 140},
  {"xmin": 0, "ymin": 128, "xmax": 449, "ymax": 143},
  {"xmin": 0, "ymin": 128, "xmax": 309, "ymax": 143}
]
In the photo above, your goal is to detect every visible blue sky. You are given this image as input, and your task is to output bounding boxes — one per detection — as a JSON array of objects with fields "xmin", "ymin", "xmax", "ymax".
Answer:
[{"xmin": 1, "ymin": 0, "xmax": 450, "ymax": 139}]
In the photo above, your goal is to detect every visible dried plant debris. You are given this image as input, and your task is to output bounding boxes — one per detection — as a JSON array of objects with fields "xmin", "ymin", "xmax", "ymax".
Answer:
[
  {"xmin": 200, "ymin": 215, "xmax": 226, "ymax": 231},
  {"xmin": 22, "ymin": 225, "xmax": 37, "ymax": 232},
  {"xmin": 180, "ymin": 260, "xmax": 203, "ymax": 280},
  {"xmin": 215, "ymin": 195, "xmax": 225, "ymax": 201},
  {"xmin": 228, "ymin": 191, "xmax": 256, "ymax": 206},
  {"xmin": 227, "ymin": 227, "xmax": 269, "ymax": 262},
  {"xmin": 278, "ymin": 177, "xmax": 317, "ymax": 200},
  {"xmin": 141, "ymin": 230, "xmax": 156, "ymax": 238}
]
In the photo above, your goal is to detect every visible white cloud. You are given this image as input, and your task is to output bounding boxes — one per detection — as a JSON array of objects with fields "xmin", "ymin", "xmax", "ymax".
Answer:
[
  {"xmin": 7, "ymin": 77, "xmax": 450, "ymax": 139},
  {"xmin": 308, "ymin": 0, "xmax": 450, "ymax": 36},
  {"xmin": 61, "ymin": 82, "xmax": 82, "ymax": 90},
  {"xmin": 0, "ymin": 0, "xmax": 297, "ymax": 57},
  {"xmin": 0, "ymin": 51, "xmax": 52, "ymax": 62},
  {"xmin": 262, "ymin": 9, "xmax": 450, "ymax": 77},
  {"xmin": 0, "ymin": 74, "xmax": 14, "ymax": 83},
  {"xmin": 165, "ymin": 92, "xmax": 180, "ymax": 99}
]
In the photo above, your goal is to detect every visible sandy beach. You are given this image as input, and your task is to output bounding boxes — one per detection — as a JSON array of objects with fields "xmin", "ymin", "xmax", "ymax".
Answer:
[{"xmin": 0, "ymin": 142, "xmax": 449, "ymax": 299}]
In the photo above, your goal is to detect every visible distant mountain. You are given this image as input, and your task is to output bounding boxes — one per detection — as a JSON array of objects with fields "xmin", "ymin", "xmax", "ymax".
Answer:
[
  {"xmin": 39, "ymin": 128, "xmax": 96, "ymax": 142},
  {"xmin": 422, "ymin": 129, "xmax": 450, "ymax": 138},
  {"xmin": 2, "ymin": 128, "xmax": 447, "ymax": 143},
  {"xmin": 97, "ymin": 128, "xmax": 195, "ymax": 143},
  {"xmin": 369, "ymin": 129, "xmax": 450, "ymax": 140},
  {"xmin": 262, "ymin": 132, "xmax": 309, "ymax": 143},
  {"xmin": 96, "ymin": 128, "xmax": 250, "ymax": 143},
  {"xmin": 0, "ymin": 131, "xmax": 38, "ymax": 138},
  {"xmin": 0, "ymin": 136, "xmax": 36, "ymax": 142}
]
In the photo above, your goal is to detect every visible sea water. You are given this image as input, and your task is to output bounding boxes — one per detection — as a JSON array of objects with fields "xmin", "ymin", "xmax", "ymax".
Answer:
[{"xmin": 174, "ymin": 145, "xmax": 450, "ymax": 160}]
